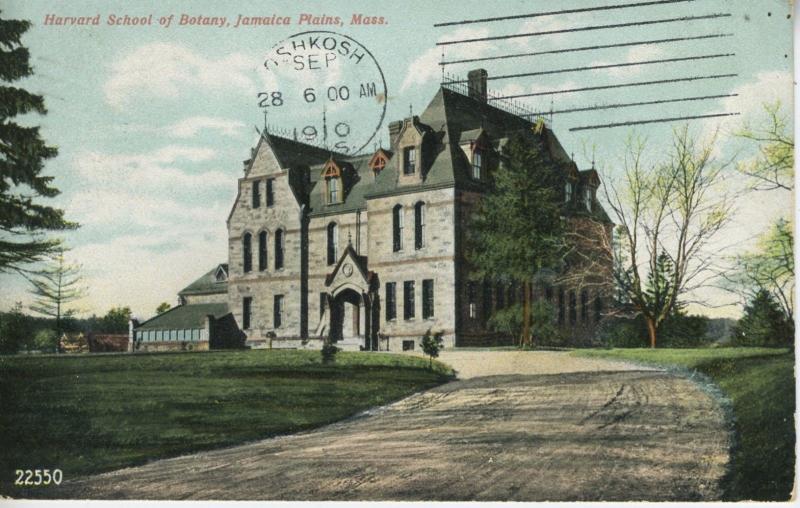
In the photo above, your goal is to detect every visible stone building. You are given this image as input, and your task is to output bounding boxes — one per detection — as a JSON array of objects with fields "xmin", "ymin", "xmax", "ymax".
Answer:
[{"xmin": 223, "ymin": 69, "xmax": 614, "ymax": 351}]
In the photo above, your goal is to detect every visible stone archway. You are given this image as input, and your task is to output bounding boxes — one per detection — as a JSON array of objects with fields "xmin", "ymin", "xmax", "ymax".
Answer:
[{"xmin": 329, "ymin": 287, "xmax": 363, "ymax": 344}]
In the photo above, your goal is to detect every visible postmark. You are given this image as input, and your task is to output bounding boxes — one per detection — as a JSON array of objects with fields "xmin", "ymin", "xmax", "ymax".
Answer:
[{"xmin": 260, "ymin": 31, "xmax": 387, "ymax": 155}]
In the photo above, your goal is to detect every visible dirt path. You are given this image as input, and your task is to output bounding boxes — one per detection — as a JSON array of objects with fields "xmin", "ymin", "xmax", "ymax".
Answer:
[{"xmin": 56, "ymin": 352, "xmax": 730, "ymax": 501}]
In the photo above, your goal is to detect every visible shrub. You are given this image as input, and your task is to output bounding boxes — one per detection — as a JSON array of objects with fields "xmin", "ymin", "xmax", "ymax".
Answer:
[
  {"xmin": 597, "ymin": 311, "xmax": 712, "ymax": 348},
  {"xmin": 321, "ymin": 341, "xmax": 340, "ymax": 364},
  {"xmin": 34, "ymin": 329, "xmax": 58, "ymax": 353},
  {"xmin": 732, "ymin": 290, "xmax": 793, "ymax": 347}
]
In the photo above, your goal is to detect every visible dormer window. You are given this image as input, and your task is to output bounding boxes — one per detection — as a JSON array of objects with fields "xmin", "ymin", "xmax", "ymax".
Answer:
[
  {"xmin": 584, "ymin": 187, "xmax": 593, "ymax": 212},
  {"xmin": 322, "ymin": 158, "xmax": 343, "ymax": 205},
  {"xmin": 403, "ymin": 147, "xmax": 416, "ymax": 175},
  {"xmin": 369, "ymin": 150, "xmax": 389, "ymax": 177},
  {"xmin": 565, "ymin": 182, "xmax": 573, "ymax": 203},
  {"xmin": 328, "ymin": 178, "xmax": 339, "ymax": 203},
  {"xmin": 472, "ymin": 150, "xmax": 483, "ymax": 180}
]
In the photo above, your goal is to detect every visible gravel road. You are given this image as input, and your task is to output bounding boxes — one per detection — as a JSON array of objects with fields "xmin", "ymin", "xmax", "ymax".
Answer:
[{"xmin": 55, "ymin": 351, "xmax": 730, "ymax": 501}]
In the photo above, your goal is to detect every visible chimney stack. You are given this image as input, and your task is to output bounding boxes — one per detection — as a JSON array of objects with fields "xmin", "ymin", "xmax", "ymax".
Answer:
[
  {"xmin": 388, "ymin": 120, "xmax": 403, "ymax": 148},
  {"xmin": 467, "ymin": 68, "xmax": 488, "ymax": 103}
]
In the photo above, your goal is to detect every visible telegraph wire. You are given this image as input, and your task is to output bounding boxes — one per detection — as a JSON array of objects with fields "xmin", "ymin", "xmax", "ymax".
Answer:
[
  {"xmin": 436, "ymin": 13, "xmax": 731, "ymax": 46},
  {"xmin": 434, "ymin": 0, "xmax": 697, "ymax": 27},
  {"xmin": 439, "ymin": 34, "xmax": 733, "ymax": 66}
]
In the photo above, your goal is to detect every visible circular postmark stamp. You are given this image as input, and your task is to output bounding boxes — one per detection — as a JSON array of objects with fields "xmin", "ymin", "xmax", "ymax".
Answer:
[{"xmin": 260, "ymin": 31, "xmax": 387, "ymax": 155}]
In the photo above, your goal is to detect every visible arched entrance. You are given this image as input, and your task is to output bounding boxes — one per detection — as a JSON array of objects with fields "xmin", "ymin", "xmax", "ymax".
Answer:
[{"xmin": 329, "ymin": 288, "xmax": 363, "ymax": 343}]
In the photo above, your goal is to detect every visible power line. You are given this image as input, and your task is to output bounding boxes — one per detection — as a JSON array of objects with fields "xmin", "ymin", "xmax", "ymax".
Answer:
[
  {"xmin": 490, "ymin": 73, "xmax": 738, "ymax": 100},
  {"xmin": 446, "ymin": 53, "xmax": 734, "ymax": 83},
  {"xmin": 436, "ymin": 13, "xmax": 731, "ymax": 46},
  {"xmin": 434, "ymin": 0, "xmax": 697, "ymax": 27},
  {"xmin": 524, "ymin": 93, "xmax": 739, "ymax": 116},
  {"xmin": 569, "ymin": 112, "xmax": 740, "ymax": 131},
  {"xmin": 439, "ymin": 33, "xmax": 733, "ymax": 66}
]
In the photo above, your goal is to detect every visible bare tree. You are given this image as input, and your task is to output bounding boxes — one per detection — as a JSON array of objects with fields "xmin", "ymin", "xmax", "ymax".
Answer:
[
  {"xmin": 735, "ymin": 101, "xmax": 793, "ymax": 192},
  {"xmin": 601, "ymin": 126, "xmax": 733, "ymax": 348}
]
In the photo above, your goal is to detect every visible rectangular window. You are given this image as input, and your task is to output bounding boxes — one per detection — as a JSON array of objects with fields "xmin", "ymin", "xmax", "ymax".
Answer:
[
  {"xmin": 402, "ymin": 340, "xmax": 415, "ymax": 351},
  {"xmin": 569, "ymin": 290, "xmax": 577, "ymax": 325},
  {"xmin": 496, "ymin": 283, "xmax": 505, "ymax": 310},
  {"xmin": 403, "ymin": 280, "xmax": 415, "ymax": 320},
  {"xmin": 403, "ymin": 147, "xmax": 416, "ymax": 175},
  {"xmin": 581, "ymin": 290, "xmax": 589, "ymax": 322},
  {"xmin": 414, "ymin": 203, "xmax": 425, "ymax": 250},
  {"xmin": 320, "ymin": 292, "xmax": 327, "ymax": 318},
  {"xmin": 393, "ymin": 206, "xmax": 403, "ymax": 252},
  {"xmin": 242, "ymin": 297, "xmax": 252, "ymax": 330},
  {"xmin": 252, "ymin": 180, "xmax": 261, "ymax": 208},
  {"xmin": 472, "ymin": 151, "xmax": 482, "ymax": 179},
  {"xmin": 594, "ymin": 295, "xmax": 603, "ymax": 322},
  {"xmin": 274, "ymin": 294, "xmax": 284, "ymax": 328},
  {"xmin": 328, "ymin": 178, "xmax": 339, "ymax": 204},
  {"xmin": 558, "ymin": 288, "xmax": 565, "ymax": 325},
  {"xmin": 422, "ymin": 279, "xmax": 434, "ymax": 319},
  {"xmin": 467, "ymin": 281, "xmax": 477, "ymax": 319},
  {"xmin": 385, "ymin": 282, "xmax": 397, "ymax": 321},
  {"xmin": 266, "ymin": 178, "xmax": 275, "ymax": 207},
  {"xmin": 565, "ymin": 182, "xmax": 573, "ymax": 203}
]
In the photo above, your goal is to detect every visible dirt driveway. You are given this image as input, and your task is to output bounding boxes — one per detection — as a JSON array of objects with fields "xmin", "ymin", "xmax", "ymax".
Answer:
[{"xmin": 57, "ymin": 351, "xmax": 730, "ymax": 501}]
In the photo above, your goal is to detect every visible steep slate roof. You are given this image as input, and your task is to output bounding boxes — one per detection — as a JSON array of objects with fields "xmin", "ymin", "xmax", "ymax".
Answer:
[
  {"xmin": 135, "ymin": 303, "xmax": 230, "ymax": 330},
  {"xmin": 256, "ymin": 85, "xmax": 604, "ymax": 218},
  {"xmin": 178, "ymin": 264, "xmax": 228, "ymax": 296}
]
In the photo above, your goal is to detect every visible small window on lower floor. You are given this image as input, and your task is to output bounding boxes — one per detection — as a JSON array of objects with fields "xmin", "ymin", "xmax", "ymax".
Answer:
[
  {"xmin": 242, "ymin": 297, "xmax": 252, "ymax": 330},
  {"xmin": 274, "ymin": 294, "xmax": 284, "ymax": 328},
  {"xmin": 402, "ymin": 340, "xmax": 415, "ymax": 351}
]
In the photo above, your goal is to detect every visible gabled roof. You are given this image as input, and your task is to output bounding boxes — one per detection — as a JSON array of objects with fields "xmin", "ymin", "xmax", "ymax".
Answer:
[
  {"xmin": 135, "ymin": 303, "xmax": 230, "ymax": 330},
  {"xmin": 324, "ymin": 242, "xmax": 371, "ymax": 288},
  {"xmin": 179, "ymin": 263, "xmax": 228, "ymax": 296}
]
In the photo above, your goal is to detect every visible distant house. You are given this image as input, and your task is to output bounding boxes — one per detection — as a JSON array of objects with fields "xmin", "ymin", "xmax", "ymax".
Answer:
[
  {"xmin": 87, "ymin": 333, "xmax": 128, "ymax": 352},
  {"xmin": 60, "ymin": 332, "xmax": 88, "ymax": 353},
  {"xmin": 130, "ymin": 264, "xmax": 244, "ymax": 351}
]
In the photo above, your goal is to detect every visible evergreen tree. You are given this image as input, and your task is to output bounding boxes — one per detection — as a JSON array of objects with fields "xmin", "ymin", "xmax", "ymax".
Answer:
[
  {"xmin": 28, "ymin": 248, "xmax": 84, "ymax": 341},
  {"xmin": 0, "ymin": 13, "xmax": 76, "ymax": 273},
  {"xmin": 732, "ymin": 289, "xmax": 793, "ymax": 347},
  {"xmin": 467, "ymin": 131, "xmax": 565, "ymax": 347}
]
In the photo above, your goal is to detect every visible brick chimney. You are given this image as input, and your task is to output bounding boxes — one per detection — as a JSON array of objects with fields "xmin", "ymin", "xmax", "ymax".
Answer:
[
  {"xmin": 467, "ymin": 68, "xmax": 488, "ymax": 102},
  {"xmin": 388, "ymin": 120, "xmax": 403, "ymax": 148}
]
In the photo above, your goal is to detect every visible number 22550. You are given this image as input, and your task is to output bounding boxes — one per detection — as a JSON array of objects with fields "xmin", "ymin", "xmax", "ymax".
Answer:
[{"xmin": 14, "ymin": 469, "xmax": 62, "ymax": 486}]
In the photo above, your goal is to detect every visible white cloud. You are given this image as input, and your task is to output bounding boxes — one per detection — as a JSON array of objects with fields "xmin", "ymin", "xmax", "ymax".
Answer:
[
  {"xmin": 591, "ymin": 46, "xmax": 666, "ymax": 79},
  {"xmin": 104, "ymin": 42, "xmax": 258, "ymax": 109},
  {"xmin": 401, "ymin": 27, "xmax": 496, "ymax": 92},
  {"xmin": 167, "ymin": 116, "xmax": 245, "ymax": 138}
]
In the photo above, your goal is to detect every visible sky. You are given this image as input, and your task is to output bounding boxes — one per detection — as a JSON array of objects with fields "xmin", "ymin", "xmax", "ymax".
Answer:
[{"xmin": 1, "ymin": 0, "xmax": 794, "ymax": 320}]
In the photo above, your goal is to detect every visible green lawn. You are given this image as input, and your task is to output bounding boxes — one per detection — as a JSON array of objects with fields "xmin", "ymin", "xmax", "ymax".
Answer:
[
  {"xmin": 0, "ymin": 349, "xmax": 453, "ymax": 497},
  {"xmin": 574, "ymin": 347, "xmax": 795, "ymax": 501}
]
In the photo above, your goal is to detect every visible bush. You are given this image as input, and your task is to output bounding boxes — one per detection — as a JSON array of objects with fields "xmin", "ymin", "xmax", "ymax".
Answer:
[
  {"xmin": 0, "ymin": 304, "xmax": 32, "ymax": 354},
  {"xmin": 321, "ymin": 341, "xmax": 339, "ymax": 364},
  {"xmin": 597, "ymin": 311, "xmax": 712, "ymax": 348},
  {"xmin": 33, "ymin": 329, "xmax": 58, "ymax": 353}
]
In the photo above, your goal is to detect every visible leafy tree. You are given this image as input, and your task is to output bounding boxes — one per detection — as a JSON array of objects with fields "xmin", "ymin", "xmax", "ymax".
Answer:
[
  {"xmin": 603, "ymin": 127, "xmax": 732, "ymax": 347},
  {"xmin": 156, "ymin": 302, "xmax": 171, "ymax": 314},
  {"xmin": 101, "ymin": 306, "xmax": 132, "ymax": 333},
  {"xmin": 33, "ymin": 328, "xmax": 57, "ymax": 352},
  {"xmin": 467, "ymin": 132, "xmax": 565, "ymax": 347},
  {"xmin": 732, "ymin": 290, "xmax": 793, "ymax": 347},
  {"xmin": 420, "ymin": 328, "xmax": 444, "ymax": 369},
  {"xmin": 0, "ymin": 13, "xmax": 77, "ymax": 273},
  {"xmin": 28, "ymin": 248, "xmax": 84, "ymax": 341}
]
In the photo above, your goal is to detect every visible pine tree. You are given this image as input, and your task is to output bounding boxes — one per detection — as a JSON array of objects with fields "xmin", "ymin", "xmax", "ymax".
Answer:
[
  {"xmin": 28, "ymin": 248, "xmax": 84, "ymax": 342},
  {"xmin": 732, "ymin": 289, "xmax": 793, "ymax": 347},
  {"xmin": 467, "ymin": 132, "xmax": 565, "ymax": 347},
  {"xmin": 0, "ymin": 13, "xmax": 77, "ymax": 273}
]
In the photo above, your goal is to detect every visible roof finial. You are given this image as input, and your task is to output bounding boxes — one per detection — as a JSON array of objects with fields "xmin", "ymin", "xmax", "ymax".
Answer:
[
  {"xmin": 571, "ymin": 152, "xmax": 575, "ymax": 162},
  {"xmin": 347, "ymin": 230, "xmax": 352, "ymax": 244},
  {"xmin": 409, "ymin": 103, "xmax": 413, "ymax": 117},
  {"xmin": 591, "ymin": 146, "xmax": 596, "ymax": 169},
  {"xmin": 263, "ymin": 108, "xmax": 268, "ymax": 135},
  {"xmin": 440, "ymin": 48, "xmax": 445, "ymax": 82},
  {"xmin": 322, "ymin": 105, "xmax": 328, "ymax": 148}
]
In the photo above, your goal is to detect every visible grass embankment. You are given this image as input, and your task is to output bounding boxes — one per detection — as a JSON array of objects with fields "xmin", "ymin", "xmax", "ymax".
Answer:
[
  {"xmin": 0, "ymin": 349, "xmax": 453, "ymax": 496},
  {"xmin": 573, "ymin": 347, "xmax": 795, "ymax": 501}
]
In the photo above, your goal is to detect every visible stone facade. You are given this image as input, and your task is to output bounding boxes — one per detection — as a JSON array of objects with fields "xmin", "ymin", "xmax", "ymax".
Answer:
[{"xmin": 224, "ymin": 70, "xmax": 614, "ymax": 350}]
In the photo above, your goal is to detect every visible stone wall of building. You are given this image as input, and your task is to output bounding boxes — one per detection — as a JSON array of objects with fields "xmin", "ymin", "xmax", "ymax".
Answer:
[{"xmin": 182, "ymin": 292, "xmax": 227, "ymax": 305}]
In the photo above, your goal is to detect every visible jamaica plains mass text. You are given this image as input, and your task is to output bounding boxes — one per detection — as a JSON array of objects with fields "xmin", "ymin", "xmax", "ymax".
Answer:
[{"xmin": 43, "ymin": 13, "xmax": 386, "ymax": 28}]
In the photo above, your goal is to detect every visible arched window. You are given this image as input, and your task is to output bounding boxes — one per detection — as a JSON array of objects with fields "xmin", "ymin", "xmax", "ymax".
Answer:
[
  {"xmin": 472, "ymin": 150, "xmax": 483, "ymax": 179},
  {"xmin": 258, "ymin": 231, "xmax": 268, "ymax": 271},
  {"xmin": 392, "ymin": 204, "xmax": 403, "ymax": 252},
  {"xmin": 327, "ymin": 222, "xmax": 338, "ymax": 265},
  {"xmin": 274, "ymin": 228, "xmax": 284, "ymax": 270},
  {"xmin": 414, "ymin": 201, "xmax": 425, "ymax": 250},
  {"xmin": 565, "ymin": 182, "xmax": 573, "ymax": 203},
  {"xmin": 327, "ymin": 177, "xmax": 339, "ymax": 204},
  {"xmin": 242, "ymin": 233, "xmax": 252, "ymax": 273}
]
